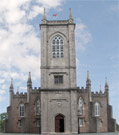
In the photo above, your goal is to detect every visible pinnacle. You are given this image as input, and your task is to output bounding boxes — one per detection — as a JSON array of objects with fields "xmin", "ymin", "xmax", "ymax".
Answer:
[
  {"xmin": 87, "ymin": 71, "xmax": 90, "ymax": 80},
  {"xmin": 28, "ymin": 72, "xmax": 32, "ymax": 82},
  {"xmin": 10, "ymin": 78, "xmax": 14, "ymax": 91},
  {"xmin": 100, "ymin": 85, "xmax": 102, "ymax": 93},
  {"xmin": 43, "ymin": 8, "xmax": 46, "ymax": 20},
  {"xmin": 27, "ymin": 72, "xmax": 32, "ymax": 88},
  {"xmin": 105, "ymin": 77, "xmax": 108, "ymax": 86},
  {"xmin": 69, "ymin": 8, "xmax": 72, "ymax": 19}
]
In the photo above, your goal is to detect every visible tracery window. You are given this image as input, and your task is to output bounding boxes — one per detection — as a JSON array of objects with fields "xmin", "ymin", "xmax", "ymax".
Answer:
[
  {"xmin": 78, "ymin": 97, "xmax": 84, "ymax": 115},
  {"xmin": 19, "ymin": 104, "xmax": 25, "ymax": 117},
  {"xmin": 52, "ymin": 35, "xmax": 64, "ymax": 58},
  {"xmin": 36, "ymin": 99, "xmax": 40, "ymax": 115},
  {"xmin": 94, "ymin": 102, "xmax": 100, "ymax": 116}
]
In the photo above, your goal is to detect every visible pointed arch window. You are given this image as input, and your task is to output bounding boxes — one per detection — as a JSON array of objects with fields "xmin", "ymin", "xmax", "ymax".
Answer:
[
  {"xmin": 94, "ymin": 102, "xmax": 100, "ymax": 116},
  {"xmin": 19, "ymin": 104, "xmax": 25, "ymax": 117},
  {"xmin": 78, "ymin": 97, "xmax": 84, "ymax": 115},
  {"xmin": 52, "ymin": 35, "xmax": 64, "ymax": 58},
  {"xmin": 36, "ymin": 99, "xmax": 40, "ymax": 115}
]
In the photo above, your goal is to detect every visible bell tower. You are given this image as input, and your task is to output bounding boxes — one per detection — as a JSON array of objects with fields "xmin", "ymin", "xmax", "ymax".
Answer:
[{"xmin": 40, "ymin": 8, "xmax": 76, "ymax": 89}]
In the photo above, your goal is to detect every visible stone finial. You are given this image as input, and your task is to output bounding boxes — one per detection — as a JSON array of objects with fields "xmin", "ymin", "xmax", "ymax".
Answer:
[
  {"xmin": 105, "ymin": 77, "xmax": 108, "ymax": 87},
  {"xmin": 27, "ymin": 72, "xmax": 32, "ymax": 87},
  {"xmin": 28, "ymin": 72, "xmax": 31, "ymax": 82},
  {"xmin": 105, "ymin": 78, "xmax": 109, "ymax": 104},
  {"xmin": 100, "ymin": 85, "xmax": 102, "ymax": 93},
  {"xmin": 29, "ymin": 72, "xmax": 31, "ymax": 78},
  {"xmin": 43, "ymin": 8, "xmax": 46, "ymax": 20},
  {"xmin": 105, "ymin": 77, "xmax": 109, "ymax": 93},
  {"xmin": 69, "ymin": 8, "xmax": 72, "ymax": 19},
  {"xmin": 86, "ymin": 71, "xmax": 91, "ymax": 86},
  {"xmin": 42, "ymin": 8, "xmax": 47, "ymax": 24},
  {"xmin": 10, "ymin": 78, "xmax": 14, "ymax": 91},
  {"xmin": 69, "ymin": 8, "xmax": 73, "ymax": 23},
  {"xmin": 87, "ymin": 71, "xmax": 90, "ymax": 80},
  {"xmin": 86, "ymin": 71, "xmax": 92, "ymax": 102}
]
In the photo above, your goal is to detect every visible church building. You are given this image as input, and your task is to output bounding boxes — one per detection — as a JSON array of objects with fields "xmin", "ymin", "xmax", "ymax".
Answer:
[{"xmin": 5, "ymin": 9, "xmax": 116, "ymax": 134}]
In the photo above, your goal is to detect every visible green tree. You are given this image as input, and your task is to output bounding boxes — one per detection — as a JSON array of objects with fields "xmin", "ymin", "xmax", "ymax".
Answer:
[
  {"xmin": 0, "ymin": 113, "xmax": 7, "ymax": 121},
  {"xmin": 0, "ymin": 120, "xmax": 4, "ymax": 131},
  {"xmin": 117, "ymin": 123, "xmax": 119, "ymax": 131},
  {"xmin": 0, "ymin": 113, "xmax": 7, "ymax": 132}
]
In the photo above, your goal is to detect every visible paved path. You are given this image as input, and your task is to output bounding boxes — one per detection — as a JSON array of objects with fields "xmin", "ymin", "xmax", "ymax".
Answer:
[{"xmin": 0, "ymin": 133, "xmax": 119, "ymax": 135}]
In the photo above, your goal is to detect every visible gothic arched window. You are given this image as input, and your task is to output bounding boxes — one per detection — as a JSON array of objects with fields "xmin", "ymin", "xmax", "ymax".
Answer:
[
  {"xmin": 94, "ymin": 102, "xmax": 100, "ymax": 116},
  {"xmin": 78, "ymin": 97, "xmax": 84, "ymax": 115},
  {"xmin": 19, "ymin": 103, "xmax": 25, "ymax": 117},
  {"xmin": 52, "ymin": 35, "xmax": 64, "ymax": 58},
  {"xmin": 36, "ymin": 99, "xmax": 40, "ymax": 115}
]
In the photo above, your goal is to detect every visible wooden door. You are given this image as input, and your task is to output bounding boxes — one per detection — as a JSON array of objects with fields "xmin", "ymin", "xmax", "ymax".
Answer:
[{"xmin": 55, "ymin": 114, "xmax": 64, "ymax": 132}]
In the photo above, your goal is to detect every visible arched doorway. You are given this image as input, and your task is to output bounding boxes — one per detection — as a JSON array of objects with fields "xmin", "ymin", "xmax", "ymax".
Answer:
[{"xmin": 55, "ymin": 114, "xmax": 64, "ymax": 132}]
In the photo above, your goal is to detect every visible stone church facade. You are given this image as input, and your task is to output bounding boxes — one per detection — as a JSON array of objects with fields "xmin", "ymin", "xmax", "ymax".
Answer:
[{"xmin": 5, "ymin": 9, "xmax": 116, "ymax": 134}]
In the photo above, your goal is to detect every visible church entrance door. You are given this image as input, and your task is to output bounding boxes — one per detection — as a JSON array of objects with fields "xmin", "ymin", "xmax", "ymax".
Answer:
[{"xmin": 55, "ymin": 114, "xmax": 64, "ymax": 132}]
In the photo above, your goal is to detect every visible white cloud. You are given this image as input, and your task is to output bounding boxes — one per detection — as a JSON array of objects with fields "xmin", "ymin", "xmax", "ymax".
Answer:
[
  {"xmin": 0, "ymin": 0, "xmax": 65, "ymax": 97},
  {"xmin": 0, "ymin": 95, "xmax": 6, "ymax": 102},
  {"xmin": 0, "ymin": 90, "xmax": 6, "ymax": 95},
  {"xmin": 0, "ymin": 79, "xmax": 5, "ymax": 84},
  {"xmin": 36, "ymin": 0, "xmax": 63, "ymax": 8},
  {"xmin": 0, "ymin": 0, "xmax": 64, "ymax": 24},
  {"xmin": 1, "ymin": 85, "xmax": 7, "ymax": 90},
  {"xmin": 0, "ymin": 23, "xmax": 40, "ymax": 75},
  {"xmin": 75, "ymin": 19, "xmax": 91, "ymax": 51},
  {"xmin": 28, "ymin": 6, "xmax": 44, "ymax": 20}
]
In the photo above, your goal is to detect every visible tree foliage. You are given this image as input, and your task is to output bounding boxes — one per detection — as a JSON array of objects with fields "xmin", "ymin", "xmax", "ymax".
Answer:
[
  {"xmin": 0, "ymin": 113, "xmax": 7, "ymax": 132},
  {"xmin": 117, "ymin": 123, "xmax": 119, "ymax": 131}
]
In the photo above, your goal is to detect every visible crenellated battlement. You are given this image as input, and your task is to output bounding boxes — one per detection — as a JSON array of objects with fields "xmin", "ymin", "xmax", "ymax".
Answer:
[
  {"xmin": 13, "ymin": 92, "xmax": 27, "ymax": 98},
  {"xmin": 47, "ymin": 20, "xmax": 70, "ymax": 25},
  {"xmin": 77, "ymin": 87, "xmax": 87, "ymax": 93},
  {"xmin": 92, "ymin": 91, "xmax": 106, "ymax": 97},
  {"xmin": 32, "ymin": 87, "xmax": 40, "ymax": 91}
]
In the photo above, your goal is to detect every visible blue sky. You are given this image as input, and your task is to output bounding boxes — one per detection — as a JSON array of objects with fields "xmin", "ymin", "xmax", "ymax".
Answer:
[{"xmin": 0, "ymin": 0, "xmax": 118, "ymax": 124}]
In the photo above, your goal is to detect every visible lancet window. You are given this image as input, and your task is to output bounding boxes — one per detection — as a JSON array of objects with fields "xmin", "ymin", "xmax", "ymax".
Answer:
[
  {"xmin": 19, "ymin": 104, "xmax": 25, "ymax": 117},
  {"xmin": 36, "ymin": 99, "xmax": 40, "ymax": 115},
  {"xmin": 94, "ymin": 102, "xmax": 100, "ymax": 116},
  {"xmin": 78, "ymin": 97, "xmax": 84, "ymax": 115}
]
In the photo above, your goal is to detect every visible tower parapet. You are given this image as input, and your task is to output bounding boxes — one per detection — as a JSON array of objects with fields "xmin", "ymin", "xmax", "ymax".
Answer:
[
  {"xmin": 78, "ymin": 87, "xmax": 87, "ymax": 93},
  {"xmin": 13, "ymin": 92, "xmax": 27, "ymax": 98},
  {"xmin": 92, "ymin": 91, "xmax": 106, "ymax": 97}
]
